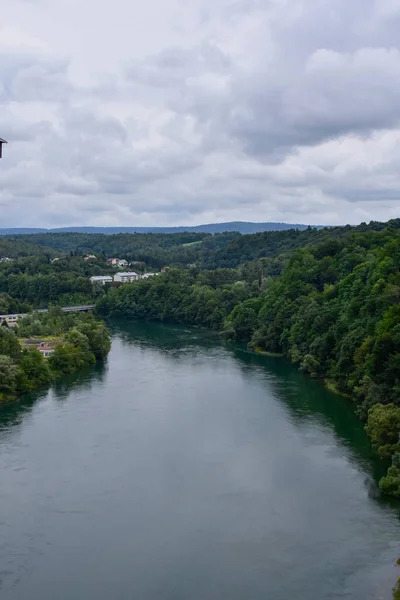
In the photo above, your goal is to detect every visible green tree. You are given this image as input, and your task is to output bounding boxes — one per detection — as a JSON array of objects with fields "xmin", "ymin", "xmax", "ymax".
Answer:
[
  {"xmin": 49, "ymin": 343, "xmax": 95, "ymax": 375},
  {"xmin": 379, "ymin": 464, "xmax": 400, "ymax": 499},
  {"xmin": 76, "ymin": 322, "xmax": 111, "ymax": 359},
  {"xmin": 299, "ymin": 354, "xmax": 321, "ymax": 378},
  {"xmin": 0, "ymin": 327, "xmax": 21, "ymax": 360},
  {"xmin": 66, "ymin": 327, "xmax": 91, "ymax": 353},
  {"xmin": 223, "ymin": 299, "xmax": 260, "ymax": 341},
  {"xmin": 18, "ymin": 349, "xmax": 53, "ymax": 392},
  {"xmin": 366, "ymin": 404, "xmax": 400, "ymax": 458},
  {"xmin": 0, "ymin": 355, "xmax": 19, "ymax": 395}
]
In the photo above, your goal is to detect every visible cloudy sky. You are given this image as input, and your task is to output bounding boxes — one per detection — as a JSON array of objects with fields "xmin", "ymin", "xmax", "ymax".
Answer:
[{"xmin": 1, "ymin": 0, "xmax": 400, "ymax": 228}]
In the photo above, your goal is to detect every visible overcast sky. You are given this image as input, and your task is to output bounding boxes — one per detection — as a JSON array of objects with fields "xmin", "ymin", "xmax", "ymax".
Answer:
[{"xmin": 1, "ymin": 0, "xmax": 400, "ymax": 228}]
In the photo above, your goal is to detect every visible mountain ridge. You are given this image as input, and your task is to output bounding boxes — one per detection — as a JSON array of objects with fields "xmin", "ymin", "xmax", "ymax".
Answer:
[{"xmin": 0, "ymin": 222, "xmax": 323, "ymax": 236}]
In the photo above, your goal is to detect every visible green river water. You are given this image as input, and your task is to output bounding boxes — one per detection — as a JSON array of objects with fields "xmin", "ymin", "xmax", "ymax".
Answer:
[{"xmin": 0, "ymin": 321, "xmax": 399, "ymax": 599}]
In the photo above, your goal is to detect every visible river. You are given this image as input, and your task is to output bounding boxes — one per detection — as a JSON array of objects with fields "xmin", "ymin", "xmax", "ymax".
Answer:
[{"xmin": 0, "ymin": 321, "xmax": 399, "ymax": 599}]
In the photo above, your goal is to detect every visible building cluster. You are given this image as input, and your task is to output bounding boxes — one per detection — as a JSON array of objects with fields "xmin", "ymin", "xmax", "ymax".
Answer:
[
  {"xmin": 106, "ymin": 258, "xmax": 131, "ymax": 267},
  {"xmin": 114, "ymin": 272, "xmax": 139, "ymax": 283},
  {"xmin": 90, "ymin": 272, "xmax": 158, "ymax": 286},
  {"xmin": 80, "ymin": 255, "xmax": 147, "ymax": 268}
]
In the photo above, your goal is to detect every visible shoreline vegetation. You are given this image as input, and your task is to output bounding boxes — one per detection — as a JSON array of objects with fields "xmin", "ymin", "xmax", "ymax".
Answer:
[
  {"xmin": 0, "ymin": 307, "xmax": 110, "ymax": 403},
  {"xmin": 252, "ymin": 347, "xmax": 284, "ymax": 358}
]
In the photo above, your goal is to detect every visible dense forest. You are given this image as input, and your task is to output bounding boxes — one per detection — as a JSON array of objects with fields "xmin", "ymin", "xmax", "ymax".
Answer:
[
  {"xmin": 4, "ymin": 218, "xmax": 400, "ymax": 270},
  {"xmin": 3, "ymin": 231, "xmax": 234, "ymax": 269},
  {"xmin": 0, "ymin": 309, "xmax": 110, "ymax": 400},
  {"xmin": 96, "ymin": 267, "xmax": 255, "ymax": 329},
  {"xmin": 0, "ymin": 238, "xmax": 57, "ymax": 259},
  {"xmin": 0, "ymin": 255, "xmax": 113, "ymax": 310},
  {"xmin": 96, "ymin": 225, "xmax": 400, "ymax": 498}
]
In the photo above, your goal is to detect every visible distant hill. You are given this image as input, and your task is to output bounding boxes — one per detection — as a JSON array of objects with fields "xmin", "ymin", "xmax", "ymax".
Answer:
[
  {"xmin": 0, "ymin": 222, "xmax": 320, "ymax": 236},
  {"xmin": 0, "ymin": 228, "xmax": 46, "ymax": 235}
]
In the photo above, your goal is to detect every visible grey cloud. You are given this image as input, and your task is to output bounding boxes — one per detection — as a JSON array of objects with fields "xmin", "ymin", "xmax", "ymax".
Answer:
[
  {"xmin": 225, "ymin": 47, "xmax": 400, "ymax": 156},
  {"xmin": 63, "ymin": 109, "xmax": 128, "ymax": 141},
  {"xmin": 56, "ymin": 179, "xmax": 99, "ymax": 196},
  {"xmin": 327, "ymin": 187, "xmax": 400, "ymax": 202},
  {"xmin": 126, "ymin": 1, "xmax": 400, "ymax": 159},
  {"xmin": 126, "ymin": 42, "xmax": 231, "ymax": 90},
  {"xmin": 0, "ymin": 51, "xmax": 72, "ymax": 103},
  {"xmin": 11, "ymin": 63, "xmax": 71, "ymax": 102},
  {"xmin": 2, "ymin": 0, "xmax": 400, "ymax": 227},
  {"xmin": 0, "ymin": 113, "xmax": 54, "ymax": 142}
]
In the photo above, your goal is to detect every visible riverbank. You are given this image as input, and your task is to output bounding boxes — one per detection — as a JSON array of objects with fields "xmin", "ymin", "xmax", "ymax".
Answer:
[
  {"xmin": 248, "ymin": 348, "xmax": 353, "ymax": 400},
  {"xmin": 253, "ymin": 347, "xmax": 284, "ymax": 358}
]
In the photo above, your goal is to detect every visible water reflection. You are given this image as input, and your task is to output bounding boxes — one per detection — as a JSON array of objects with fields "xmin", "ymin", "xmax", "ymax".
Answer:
[
  {"xmin": 110, "ymin": 319, "xmax": 221, "ymax": 355},
  {"xmin": 51, "ymin": 362, "xmax": 107, "ymax": 401}
]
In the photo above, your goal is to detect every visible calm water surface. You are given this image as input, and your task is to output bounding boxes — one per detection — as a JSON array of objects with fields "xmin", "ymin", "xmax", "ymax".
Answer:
[{"xmin": 1, "ymin": 321, "xmax": 399, "ymax": 599}]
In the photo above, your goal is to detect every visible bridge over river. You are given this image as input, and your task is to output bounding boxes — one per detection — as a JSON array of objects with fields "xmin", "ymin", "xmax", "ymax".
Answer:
[{"xmin": 0, "ymin": 305, "xmax": 95, "ymax": 326}]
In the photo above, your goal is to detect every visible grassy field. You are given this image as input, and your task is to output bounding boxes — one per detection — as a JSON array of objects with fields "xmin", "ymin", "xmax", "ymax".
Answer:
[{"xmin": 182, "ymin": 240, "xmax": 202, "ymax": 247}]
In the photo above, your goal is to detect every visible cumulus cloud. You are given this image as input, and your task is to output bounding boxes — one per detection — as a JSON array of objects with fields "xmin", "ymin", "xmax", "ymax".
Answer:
[{"xmin": 1, "ymin": 0, "xmax": 400, "ymax": 227}]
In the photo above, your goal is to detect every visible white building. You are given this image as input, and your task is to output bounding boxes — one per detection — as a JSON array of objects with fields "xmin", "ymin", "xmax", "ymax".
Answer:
[
  {"xmin": 114, "ymin": 272, "xmax": 139, "ymax": 283},
  {"xmin": 0, "ymin": 313, "xmax": 25, "ymax": 327},
  {"xmin": 141, "ymin": 272, "xmax": 157, "ymax": 279},
  {"xmin": 118, "ymin": 259, "xmax": 128, "ymax": 267},
  {"xmin": 90, "ymin": 275, "xmax": 113, "ymax": 286}
]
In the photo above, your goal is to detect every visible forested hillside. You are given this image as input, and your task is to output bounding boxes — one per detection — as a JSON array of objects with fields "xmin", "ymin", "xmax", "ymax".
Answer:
[
  {"xmin": 201, "ymin": 218, "xmax": 400, "ymax": 268},
  {"xmin": 11, "ymin": 231, "xmax": 210, "ymax": 256},
  {"xmin": 0, "ymin": 238, "xmax": 57, "ymax": 259},
  {"xmin": 5, "ymin": 231, "xmax": 236, "ymax": 268},
  {"xmin": 5, "ymin": 218, "xmax": 400, "ymax": 269}
]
